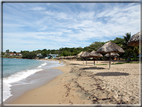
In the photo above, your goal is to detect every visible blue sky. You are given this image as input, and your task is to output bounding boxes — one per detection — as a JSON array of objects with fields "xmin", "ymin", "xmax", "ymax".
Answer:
[{"xmin": 3, "ymin": 2, "xmax": 140, "ymax": 52}]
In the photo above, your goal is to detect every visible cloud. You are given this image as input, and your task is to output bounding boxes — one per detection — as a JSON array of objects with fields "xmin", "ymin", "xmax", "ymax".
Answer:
[
  {"xmin": 30, "ymin": 7, "xmax": 46, "ymax": 11},
  {"xmin": 77, "ymin": 11, "xmax": 95, "ymax": 19},
  {"xmin": 46, "ymin": 3, "xmax": 50, "ymax": 6},
  {"xmin": 3, "ymin": 3, "xmax": 140, "ymax": 51}
]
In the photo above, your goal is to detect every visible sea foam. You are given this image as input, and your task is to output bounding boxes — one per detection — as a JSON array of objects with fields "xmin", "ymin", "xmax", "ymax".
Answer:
[{"xmin": 2, "ymin": 61, "xmax": 47, "ymax": 103}]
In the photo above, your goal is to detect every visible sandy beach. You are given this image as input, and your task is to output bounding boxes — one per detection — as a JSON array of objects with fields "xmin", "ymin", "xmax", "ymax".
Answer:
[{"xmin": 6, "ymin": 59, "xmax": 140, "ymax": 105}]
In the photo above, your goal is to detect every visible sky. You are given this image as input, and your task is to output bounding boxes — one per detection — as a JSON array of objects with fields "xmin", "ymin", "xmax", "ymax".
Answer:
[{"xmin": 3, "ymin": 2, "xmax": 141, "ymax": 52}]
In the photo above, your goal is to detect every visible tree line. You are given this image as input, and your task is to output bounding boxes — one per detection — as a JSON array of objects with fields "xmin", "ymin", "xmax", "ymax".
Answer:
[{"xmin": 4, "ymin": 33, "xmax": 140, "ymax": 61}]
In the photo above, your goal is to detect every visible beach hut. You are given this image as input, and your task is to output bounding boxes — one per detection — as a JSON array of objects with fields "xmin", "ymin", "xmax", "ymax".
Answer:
[
  {"xmin": 127, "ymin": 31, "xmax": 142, "ymax": 46},
  {"xmin": 97, "ymin": 41, "xmax": 124, "ymax": 69},
  {"xmin": 60, "ymin": 56, "xmax": 65, "ymax": 59},
  {"xmin": 80, "ymin": 51, "xmax": 90, "ymax": 65},
  {"xmin": 72, "ymin": 56, "xmax": 76, "ymax": 59},
  {"xmin": 76, "ymin": 51, "xmax": 84, "ymax": 64},
  {"xmin": 105, "ymin": 53, "xmax": 119, "ymax": 63},
  {"xmin": 68, "ymin": 56, "xmax": 76, "ymax": 60},
  {"xmin": 88, "ymin": 50, "xmax": 103, "ymax": 65},
  {"xmin": 76, "ymin": 51, "xmax": 84, "ymax": 58},
  {"xmin": 105, "ymin": 53, "xmax": 119, "ymax": 57}
]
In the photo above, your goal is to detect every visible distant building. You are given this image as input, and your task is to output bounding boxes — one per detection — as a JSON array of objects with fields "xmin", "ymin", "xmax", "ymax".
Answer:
[
  {"xmin": 47, "ymin": 54, "xmax": 59, "ymax": 59},
  {"xmin": 9, "ymin": 53, "xmax": 16, "ymax": 56},
  {"xmin": 16, "ymin": 53, "xmax": 22, "ymax": 56},
  {"xmin": 4, "ymin": 52, "xmax": 22, "ymax": 57},
  {"xmin": 37, "ymin": 53, "xmax": 43, "ymax": 58}
]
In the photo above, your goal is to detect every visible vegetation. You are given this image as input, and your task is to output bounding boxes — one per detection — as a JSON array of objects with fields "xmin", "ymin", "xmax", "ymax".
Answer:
[
  {"xmin": 21, "ymin": 51, "xmax": 37, "ymax": 59},
  {"xmin": 111, "ymin": 62, "xmax": 125, "ymax": 65},
  {"xmin": 3, "ymin": 32, "xmax": 140, "ymax": 61},
  {"xmin": 111, "ymin": 61, "xmax": 139, "ymax": 65},
  {"xmin": 96, "ymin": 64, "xmax": 107, "ymax": 65}
]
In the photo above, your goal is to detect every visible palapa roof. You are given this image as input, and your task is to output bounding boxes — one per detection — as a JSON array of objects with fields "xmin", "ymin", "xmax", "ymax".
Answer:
[
  {"xmin": 56, "ymin": 57, "xmax": 60, "ymax": 59},
  {"xmin": 127, "ymin": 31, "xmax": 142, "ymax": 46},
  {"xmin": 88, "ymin": 50, "xmax": 103, "ymax": 58},
  {"xmin": 76, "ymin": 51, "xmax": 84, "ymax": 58},
  {"xmin": 64, "ymin": 56, "xmax": 68, "ymax": 59},
  {"xmin": 70, "ymin": 56, "xmax": 76, "ymax": 58},
  {"xmin": 63, "ymin": 56, "xmax": 76, "ymax": 59},
  {"xmin": 105, "ymin": 53, "xmax": 119, "ymax": 57},
  {"xmin": 60, "ymin": 56, "xmax": 65, "ymax": 59},
  {"xmin": 80, "ymin": 51, "xmax": 90, "ymax": 57},
  {"xmin": 97, "ymin": 41, "xmax": 125, "ymax": 53}
]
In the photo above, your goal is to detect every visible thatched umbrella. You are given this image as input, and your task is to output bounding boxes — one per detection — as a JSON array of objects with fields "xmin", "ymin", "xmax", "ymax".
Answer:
[
  {"xmin": 88, "ymin": 50, "xmax": 103, "ymax": 65},
  {"xmin": 65, "ymin": 56, "xmax": 68, "ymax": 59},
  {"xmin": 68, "ymin": 56, "xmax": 76, "ymax": 60},
  {"xmin": 105, "ymin": 53, "xmax": 119, "ymax": 57},
  {"xmin": 57, "ymin": 56, "xmax": 60, "ymax": 59},
  {"xmin": 105, "ymin": 53, "xmax": 119, "ymax": 63},
  {"xmin": 97, "ymin": 41, "xmax": 124, "ymax": 69},
  {"xmin": 72, "ymin": 56, "xmax": 76, "ymax": 59},
  {"xmin": 80, "ymin": 51, "xmax": 90, "ymax": 65},
  {"xmin": 60, "ymin": 56, "xmax": 65, "ymax": 59},
  {"xmin": 76, "ymin": 51, "xmax": 84, "ymax": 58},
  {"xmin": 127, "ymin": 31, "xmax": 142, "ymax": 46}
]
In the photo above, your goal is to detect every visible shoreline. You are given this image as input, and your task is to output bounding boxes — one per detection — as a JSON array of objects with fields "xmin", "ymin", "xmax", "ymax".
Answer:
[
  {"xmin": 3, "ymin": 59, "xmax": 64, "ymax": 104},
  {"xmin": 4, "ymin": 60, "xmax": 140, "ymax": 105}
]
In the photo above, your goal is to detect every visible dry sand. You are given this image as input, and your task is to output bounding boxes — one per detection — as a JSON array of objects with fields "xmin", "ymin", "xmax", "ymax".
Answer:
[{"xmin": 8, "ymin": 60, "xmax": 140, "ymax": 105}]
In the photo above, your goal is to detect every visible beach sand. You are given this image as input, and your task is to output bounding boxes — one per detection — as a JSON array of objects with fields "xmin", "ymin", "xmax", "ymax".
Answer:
[{"xmin": 7, "ymin": 60, "xmax": 140, "ymax": 105}]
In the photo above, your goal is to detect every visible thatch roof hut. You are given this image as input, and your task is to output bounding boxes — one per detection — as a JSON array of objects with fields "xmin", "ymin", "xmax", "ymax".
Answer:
[
  {"xmin": 68, "ymin": 56, "xmax": 76, "ymax": 59},
  {"xmin": 60, "ymin": 56, "xmax": 65, "ymax": 59},
  {"xmin": 97, "ymin": 41, "xmax": 124, "ymax": 53},
  {"xmin": 88, "ymin": 50, "xmax": 103, "ymax": 65},
  {"xmin": 76, "ymin": 51, "xmax": 84, "ymax": 58},
  {"xmin": 80, "ymin": 51, "xmax": 90, "ymax": 58},
  {"xmin": 105, "ymin": 53, "xmax": 119, "ymax": 57},
  {"xmin": 127, "ymin": 31, "xmax": 142, "ymax": 46},
  {"xmin": 71, "ymin": 56, "xmax": 76, "ymax": 58},
  {"xmin": 89, "ymin": 50, "xmax": 103, "ymax": 58},
  {"xmin": 97, "ymin": 41, "xmax": 124, "ymax": 69},
  {"xmin": 80, "ymin": 51, "xmax": 90, "ymax": 65},
  {"xmin": 64, "ymin": 56, "xmax": 68, "ymax": 59}
]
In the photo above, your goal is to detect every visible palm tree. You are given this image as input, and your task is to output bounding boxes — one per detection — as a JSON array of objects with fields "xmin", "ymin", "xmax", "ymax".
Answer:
[
  {"xmin": 122, "ymin": 33, "xmax": 139, "ymax": 61},
  {"xmin": 122, "ymin": 33, "xmax": 133, "ymax": 61},
  {"xmin": 122, "ymin": 33, "xmax": 131, "ymax": 50}
]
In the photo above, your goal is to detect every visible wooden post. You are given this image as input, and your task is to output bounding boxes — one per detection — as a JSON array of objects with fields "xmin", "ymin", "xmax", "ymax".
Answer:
[
  {"xmin": 86, "ymin": 57, "xmax": 87, "ymax": 65},
  {"xmin": 83, "ymin": 58, "xmax": 84, "ymax": 65},
  {"xmin": 94, "ymin": 57, "xmax": 95, "ymax": 65},
  {"xmin": 109, "ymin": 53, "xmax": 111, "ymax": 69}
]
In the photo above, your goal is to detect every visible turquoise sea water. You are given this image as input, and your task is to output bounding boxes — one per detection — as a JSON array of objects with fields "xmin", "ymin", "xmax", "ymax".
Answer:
[
  {"xmin": 1, "ymin": 58, "xmax": 63, "ymax": 103},
  {"xmin": 3, "ymin": 58, "xmax": 43, "ymax": 77}
]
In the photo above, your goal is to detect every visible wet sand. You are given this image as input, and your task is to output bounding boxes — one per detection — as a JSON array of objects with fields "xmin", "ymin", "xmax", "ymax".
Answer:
[
  {"xmin": 5, "ymin": 60, "xmax": 140, "ymax": 106},
  {"xmin": 4, "ymin": 67, "xmax": 63, "ymax": 104}
]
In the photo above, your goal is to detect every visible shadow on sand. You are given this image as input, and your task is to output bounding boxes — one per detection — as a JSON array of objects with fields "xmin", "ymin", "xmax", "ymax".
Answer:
[
  {"xmin": 80, "ymin": 66, "xmax": 105, "ymax": 70},
  {"xmin": 95, "ymin": 72, "xmax": 129, "ymax": 76},
  {"xmin": 69, "ymin": 63, "xmax": 81, "ymax": 65}
]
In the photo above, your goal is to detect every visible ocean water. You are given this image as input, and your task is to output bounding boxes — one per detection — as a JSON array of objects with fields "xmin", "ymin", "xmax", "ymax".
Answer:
[{"xmin": 1, "ymin": 58, "xmax": 63, "ymax": 103}]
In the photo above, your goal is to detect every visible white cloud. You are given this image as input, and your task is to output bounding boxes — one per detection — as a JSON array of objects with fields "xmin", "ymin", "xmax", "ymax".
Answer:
[
  {"xmin": 30, "ymin": 7, "xmax": 46, "ymax": 11},
  {"xmin": 46, "ymin": 3, "xmax": 50, "ymax": 6},
  {"xmin": 77, "ymin": 11, "xmax": 95, "ymax": 19},
  {"xmin": 3, "ymin": 3, "xmax": 140, "ymax": 51}
]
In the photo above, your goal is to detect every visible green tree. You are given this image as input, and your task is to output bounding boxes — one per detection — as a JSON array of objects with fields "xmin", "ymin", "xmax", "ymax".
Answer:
[
  {"xmin": 111, "ymin": 37, "xmax": 124, "ymax": 47},
  {"xmin": 21, "ymin": 51, "xmax": 36, "ymax": 59},
  {"xmin": 13, "ymin": 51, "xmax": 16, "ymax": 54},
  {"xmin": 89, "ymin": 42, "xmax": 105, "ymax": 51},
  {"xmin": 6, "ymin": 49, "xmax": 9, "ymax": 53},
  {"xmin": 60, "ymin": 51, "xmax": 70, "ymax": 56},
  {"xmin": 122, "ymin": 33, "xmax": 131, "ymax": 50},
  {"xmin": 122, "ymin": 33, "xmax": 134, "ymax": 61},
  {"xmin": 41, "ymin": 51, "xmax": 47, "ymax": 57}
]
